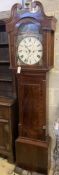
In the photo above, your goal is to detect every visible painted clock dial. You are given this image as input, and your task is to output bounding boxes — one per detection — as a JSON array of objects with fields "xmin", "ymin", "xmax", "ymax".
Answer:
[{"xmin": 17, "ymin": 36, "xmax": 43, "ymax": 65}]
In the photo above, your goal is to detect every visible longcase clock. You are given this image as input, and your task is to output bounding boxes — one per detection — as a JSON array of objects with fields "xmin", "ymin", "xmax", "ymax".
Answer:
[{"xmin": 6, "ymin": 1, "xmax": 56, "ymax": 174}]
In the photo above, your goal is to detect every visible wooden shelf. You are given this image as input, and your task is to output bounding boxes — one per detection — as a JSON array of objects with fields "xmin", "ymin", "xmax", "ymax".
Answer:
[
  {"xmin": 0, "ymin": 43, "xmax": 8, "ymax": 47},
  {"xmin": 0, "ymin": 60, "xmax": 10, "ymax": 64},
  {"xmin": 0, "ymin": 78, "xmax": 12, "ymax": 82}
]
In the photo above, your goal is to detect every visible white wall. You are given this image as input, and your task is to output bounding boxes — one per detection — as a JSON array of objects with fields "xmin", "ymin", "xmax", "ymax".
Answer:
[{"xmin": 0, "ymin": 0, "xmax": 23, "ymax": 11}]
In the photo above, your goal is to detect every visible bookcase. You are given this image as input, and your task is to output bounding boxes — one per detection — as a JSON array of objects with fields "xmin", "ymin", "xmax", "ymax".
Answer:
[
  {"xmin": 0, "ymin": 20, "xmax": 16, "ymax": 97},
  {"xmin": 0, "ymin": 20, "xmax": 18, "ymax": 162}
]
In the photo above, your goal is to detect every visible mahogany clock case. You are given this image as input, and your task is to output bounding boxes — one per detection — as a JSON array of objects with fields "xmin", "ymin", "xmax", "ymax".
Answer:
[
  {"xmin": 6, "ymin": 1, "xmax": 57, "ymax": 174},
  {"xmin": 6, "ymin": 1, "xmax": 56, "ymax": 70}
]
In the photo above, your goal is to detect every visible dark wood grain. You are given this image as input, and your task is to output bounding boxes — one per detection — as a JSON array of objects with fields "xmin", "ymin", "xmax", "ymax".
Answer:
[
  {"xmin": 0, "ymin": 20, "xmax": 17, "ymax": 98},
  {"xmin": 17, "ymin": 72, "xmax": 46, "ymax": 141},
  {"xmin": 0, "ymin": 97, "xmax": 18, "ymax": 162},
  {"xmin": 16, "ymin": 137, "xmax": 51, "ymax": 175},
  {"xmin": 6, "ymin": 1, "xmax": 56, "ymax": 174}
]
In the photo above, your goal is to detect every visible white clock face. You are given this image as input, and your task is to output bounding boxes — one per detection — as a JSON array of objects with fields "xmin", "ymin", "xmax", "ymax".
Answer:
[{"xmin": 17, "ymin": 36, "xmax": 43, "ymax": 65}]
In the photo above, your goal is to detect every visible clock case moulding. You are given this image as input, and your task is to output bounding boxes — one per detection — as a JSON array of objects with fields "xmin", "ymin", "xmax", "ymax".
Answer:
[
  {"xmin": 6, "ymin": 1, "xmax": 57, "ymax": 175},
  {"xmin": 6, "ymin": 1, "xmax": 57, "ymax": 72}
]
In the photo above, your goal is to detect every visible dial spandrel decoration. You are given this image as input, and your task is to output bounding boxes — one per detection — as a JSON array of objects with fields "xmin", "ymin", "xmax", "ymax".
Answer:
[{"xmin": 16, "ymin": 34, "xmax": 43, "ymax": 65}]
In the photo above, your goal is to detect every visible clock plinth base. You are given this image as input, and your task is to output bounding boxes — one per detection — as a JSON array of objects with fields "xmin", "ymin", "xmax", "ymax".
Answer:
[{"xmin": 15, "ymin": 137, "xmax": 51, "ymax": 175}]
